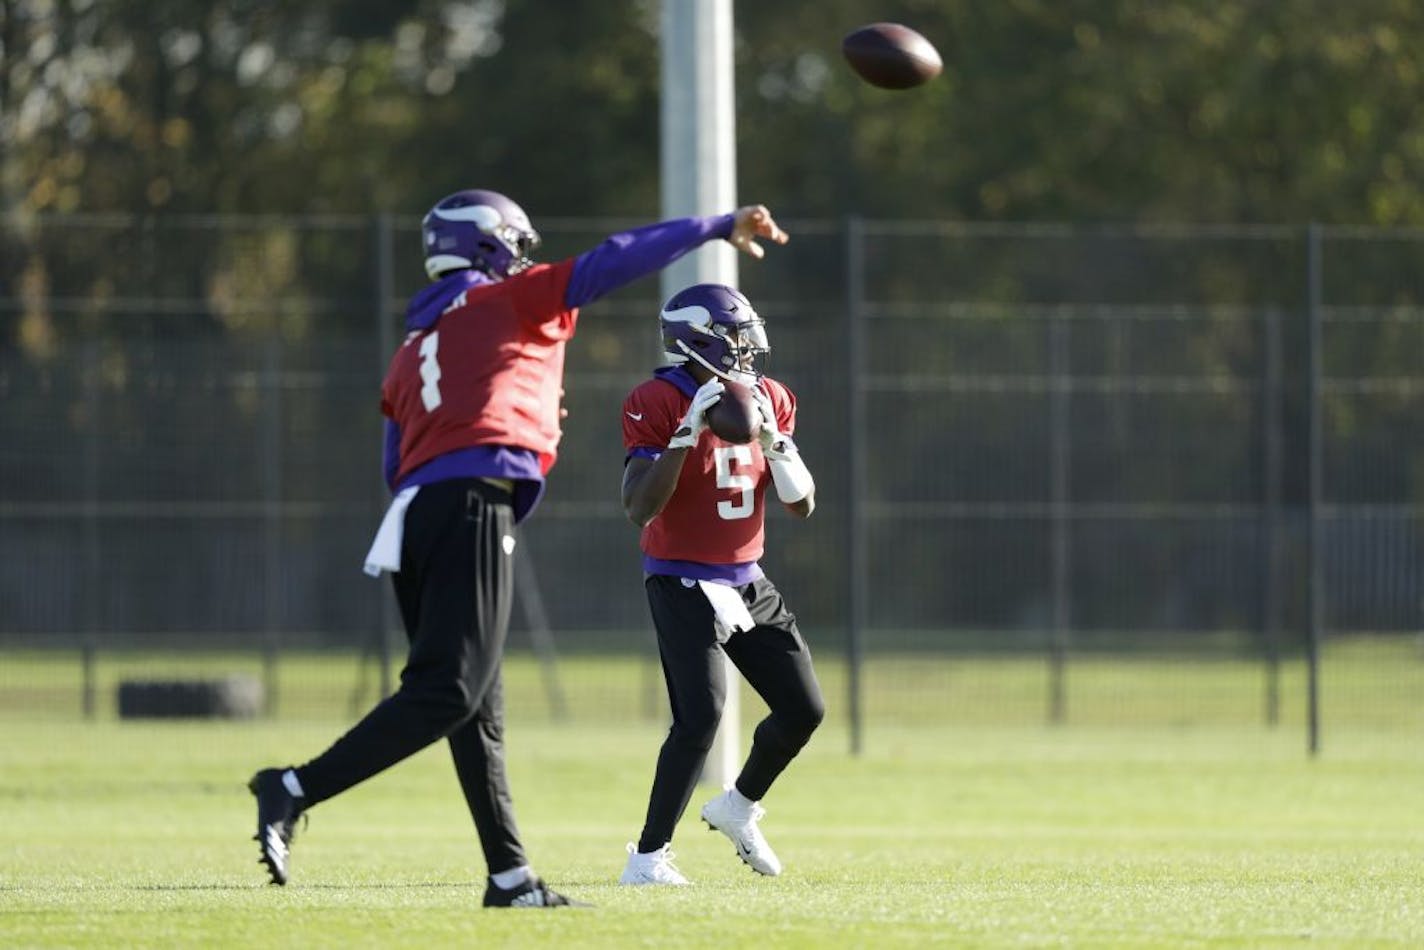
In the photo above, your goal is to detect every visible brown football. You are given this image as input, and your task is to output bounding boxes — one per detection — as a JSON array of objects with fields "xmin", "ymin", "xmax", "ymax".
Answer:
[
  {"xmin": 841, "ymin": 22, "xmax": 942, "ymax": 90},
  {"xmin": 706, "ymin": 378, "xmax": 759, "ymax": 445}
]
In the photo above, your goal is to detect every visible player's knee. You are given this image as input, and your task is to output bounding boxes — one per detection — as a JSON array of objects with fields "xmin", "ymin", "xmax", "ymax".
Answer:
[
  {"xmin": 778, "ymin": 693, "xmax": 826, "ymax": 746},
  {"xmin": 799, "ymin": 695, "xmax": 826, "ymax": 738},
  {"xmin": 405, "ymin": 676, "xmax": 480, "ymax": 732},
  {"xmin": 671, "ymin": 702, "xmax": 723, "ymax": 751}
]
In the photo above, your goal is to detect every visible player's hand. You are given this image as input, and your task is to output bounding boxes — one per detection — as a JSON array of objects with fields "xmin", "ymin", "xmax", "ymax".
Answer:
[
  {"xmin": 729, "ymin": 205, "xmax": 789, "ymax": 259},
  {"xmin": 667, "ymin": 378, "xmax": 724, "ymax": 450},
  {"xmin": 752, "ymin": 387, "xmax": 794, "ymax": 460}
]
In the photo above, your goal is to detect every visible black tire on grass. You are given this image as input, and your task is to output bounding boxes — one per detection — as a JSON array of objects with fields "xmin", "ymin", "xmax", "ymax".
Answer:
[{"xmin": 116, "ymin": 676, "xmax": 263, "ymax": 719}]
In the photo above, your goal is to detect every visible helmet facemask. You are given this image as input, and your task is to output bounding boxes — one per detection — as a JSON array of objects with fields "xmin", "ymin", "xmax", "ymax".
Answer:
[
  {"xmin": 474, "ymin": 220, "xmax": 541, "ymax": 277},
  {"xmin": 677, "ymin": 320, "xmax": 769, "ymax": 383}
]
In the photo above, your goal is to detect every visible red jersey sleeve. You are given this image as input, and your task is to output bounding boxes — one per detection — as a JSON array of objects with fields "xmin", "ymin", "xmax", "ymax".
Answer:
[
  {"xmin": 622, "ymin": 379, "xmax": 684, "ymax": 454},
  {"xmin": 759, "ymin": 376, "xmax": 797, "ymax": 437}
]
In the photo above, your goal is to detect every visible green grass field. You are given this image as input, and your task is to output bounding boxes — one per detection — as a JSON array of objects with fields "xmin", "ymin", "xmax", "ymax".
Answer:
[{"xmin": 2, "ymin": 650, "xmax": 1422, "ymax": 947}]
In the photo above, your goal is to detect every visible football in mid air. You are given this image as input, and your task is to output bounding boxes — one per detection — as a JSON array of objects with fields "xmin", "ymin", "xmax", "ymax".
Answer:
[
  {"xmin": 841, "ymin": 22, "xmax": 943, "ymax": 90},
  {"xmin": 705, "ymin": 379, "xmax": 760, "ymax": 445}
]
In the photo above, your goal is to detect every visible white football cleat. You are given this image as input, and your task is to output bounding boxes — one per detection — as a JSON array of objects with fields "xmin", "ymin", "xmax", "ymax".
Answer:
[
  {"xmin": 699, "ymin": 788, "xmax": 782, "ymax": 876},
  {"xmin": 619, "ymin": 842, "xmax": 691, "ymax": 886}
]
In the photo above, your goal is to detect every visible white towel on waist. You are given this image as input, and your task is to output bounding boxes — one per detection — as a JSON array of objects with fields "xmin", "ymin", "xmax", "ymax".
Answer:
[
  {"xmin": 363, "ymin": 486, "xmax": 420, "ymax": 577},
  {"xmin": 697, "ymin": 579, "xmax": 755, "ymax": 643}
]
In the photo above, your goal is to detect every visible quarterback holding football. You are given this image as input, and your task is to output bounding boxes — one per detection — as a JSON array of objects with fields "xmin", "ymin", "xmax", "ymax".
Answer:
[{"xmin": 618, "ymin": 283, "xmax": 825, "ymax": 886}]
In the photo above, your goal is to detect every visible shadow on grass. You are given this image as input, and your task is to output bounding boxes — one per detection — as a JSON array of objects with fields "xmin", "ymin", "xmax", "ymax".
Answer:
[{"xmin": 0, "ymin": 881, "xmax": 488, "ymax": 892}]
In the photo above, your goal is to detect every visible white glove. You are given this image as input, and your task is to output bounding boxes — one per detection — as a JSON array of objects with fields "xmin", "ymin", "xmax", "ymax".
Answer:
[
  {"xmin": 753, "ymin": 387, "xmax": 794, "ymax": 461},
  {"xmin": 754, "ymin": 386, "xmax": 814, "ymax": 503},
  {"xmin": 667, "ymin": 378, "xmax": 724, "ymax": 450}
]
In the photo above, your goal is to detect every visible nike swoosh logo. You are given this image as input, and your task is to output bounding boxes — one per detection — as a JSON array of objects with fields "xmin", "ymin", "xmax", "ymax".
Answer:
[{"xmin": 626, "ymin": 412, "xmax": 644, "ymax": 421}]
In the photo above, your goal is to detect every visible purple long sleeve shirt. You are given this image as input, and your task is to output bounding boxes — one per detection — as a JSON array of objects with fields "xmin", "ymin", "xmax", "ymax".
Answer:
[{"xmin": 383, "ymin": 213, "xmax": 736, "ymax": 522}]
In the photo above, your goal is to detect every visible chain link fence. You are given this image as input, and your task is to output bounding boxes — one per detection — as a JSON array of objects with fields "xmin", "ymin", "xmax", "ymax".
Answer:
[{"xmin": 1, "ymin": 213, "xmax": 1420, "ymax": 742}]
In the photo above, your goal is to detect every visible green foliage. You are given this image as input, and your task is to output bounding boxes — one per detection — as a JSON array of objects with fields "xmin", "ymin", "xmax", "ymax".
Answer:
[
  {"xmin": 738, "ymin": 0, "xmax": 1424, "ymax": 224},
  {"xmin": 8, "ymin": 0, "xmax": 1424, "ymax": 222},
  {"xmin": 0, "ymin": 0, "xmax": 663, "ymax": 216}
]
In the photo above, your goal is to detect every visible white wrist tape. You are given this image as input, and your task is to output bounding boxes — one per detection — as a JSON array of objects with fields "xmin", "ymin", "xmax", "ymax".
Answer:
[{"xmin": 769, "ymin": 453, "xmax": 814, "ymax": 503}]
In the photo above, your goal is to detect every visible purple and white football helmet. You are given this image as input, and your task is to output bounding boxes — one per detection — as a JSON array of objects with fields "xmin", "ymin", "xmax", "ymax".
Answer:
[
  {"xmin": 659, "ymin": 283, "xmax": 770, "ymax": 381},
  {"xmin": 421, "ymin": 189, "xmax": 542, "ymax": 280}
]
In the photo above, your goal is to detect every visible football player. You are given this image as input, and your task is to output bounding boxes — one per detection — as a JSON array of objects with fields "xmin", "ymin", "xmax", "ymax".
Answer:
[
  {"xmin": 618, "ymin": 283, "xmax": 824, "ymax": 885},
  {"xmin": 249, "ymin": 192, "xmax": 788, "ymax": 906}
]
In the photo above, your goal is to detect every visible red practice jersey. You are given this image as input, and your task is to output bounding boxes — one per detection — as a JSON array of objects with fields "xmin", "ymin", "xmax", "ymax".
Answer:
[
  {"xmin": 622, "ymin": 373, "xmax": 797, "ymax": 565},
  {"xmin": 382, "ymin": 259, "xmax": 578, "ymax": 481}
]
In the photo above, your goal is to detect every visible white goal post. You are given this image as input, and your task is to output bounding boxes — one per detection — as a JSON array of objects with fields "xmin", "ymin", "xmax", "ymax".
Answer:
[{"xmin": 660, "ymin": 0, "xmax": 741, "ymax": 788}]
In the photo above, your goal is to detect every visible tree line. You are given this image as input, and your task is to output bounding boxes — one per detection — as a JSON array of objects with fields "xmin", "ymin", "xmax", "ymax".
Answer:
[{"xmin": 6, "ymin": 0, "xmax": 1424, "ymax": 225}]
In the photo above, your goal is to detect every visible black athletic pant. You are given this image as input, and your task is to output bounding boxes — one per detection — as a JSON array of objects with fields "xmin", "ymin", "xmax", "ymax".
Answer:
[
  {"xmin": 637, "ymin": 574, "xmax": 825, "ymax": 853},
  {"xmin": 294, "ymin": 478, "xmax": 526, "ymax": 874}
]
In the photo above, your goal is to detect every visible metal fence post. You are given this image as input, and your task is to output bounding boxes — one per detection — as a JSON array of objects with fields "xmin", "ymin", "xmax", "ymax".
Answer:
[
  {"xmin": 261, "ymin": 339, "xmax": 283, "ymax": 715},
  {"xmin": 1048, "ymin": 311, "xmax": 1071, "ymax": 724},
  {"xmin": 845, "ymin": 215, "xmax": 866, "ymax": 756},
  {"xmin": 1261, "ymin": 307, "xmax": 1283, "ymax": 726},
  {"xmin": 1305, "ymin": 223, "xmax": 1323, "ymax": 756},
  {"xmin": 81, "ymin": 342, "xmax": 100, "ymax": 719},
  {"xmin": 374, "ymin": 212, "xmax": 396, "ymax": 698}
]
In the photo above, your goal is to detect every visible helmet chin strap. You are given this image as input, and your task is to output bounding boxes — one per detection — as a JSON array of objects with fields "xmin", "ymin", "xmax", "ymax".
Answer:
[{"xmin": 674, "ymin": 340, "xmax": 759, "ymax": 384}]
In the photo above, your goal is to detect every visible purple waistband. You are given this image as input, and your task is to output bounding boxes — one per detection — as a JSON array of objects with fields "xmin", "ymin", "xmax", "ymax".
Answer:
[{"xmin": 642, "ymin": 556, "xmax": 763, "ymax": 586}]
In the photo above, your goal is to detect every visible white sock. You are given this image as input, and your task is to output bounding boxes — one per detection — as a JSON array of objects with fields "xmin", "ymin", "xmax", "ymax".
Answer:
[
  {"xmin": 491, "ymin": 865, "xmax": 533, "ymax": 889},
  {"xmin": 282, "ymin": 769, "xmax": 305, "ymax": 799},
  {"xmin": 728, "ymin": 786, "xmax": 756, "ymax": 812}
]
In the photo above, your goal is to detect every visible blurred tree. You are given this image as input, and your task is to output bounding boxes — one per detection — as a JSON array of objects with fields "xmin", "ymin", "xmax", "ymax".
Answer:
[
  {"xmin": 0, "ymin": 0, "xmax": 664, "ymax": 217},
  {"xmin": 737, "ymin": 0, "xmax": 1424, "ymax": 225},
  {"xmin": 6, "ymin": 0, "xmax": 1424, "ymax": 223},
  {"xmin": 3, "ymin": 0, "xmax": 1424, "ymax": 381}
]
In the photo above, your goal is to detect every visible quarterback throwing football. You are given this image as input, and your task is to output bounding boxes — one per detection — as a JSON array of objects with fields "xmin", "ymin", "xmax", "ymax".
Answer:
[{"xmin": 619, "ymin": 283, "xmax": 825, "ymax": 885}]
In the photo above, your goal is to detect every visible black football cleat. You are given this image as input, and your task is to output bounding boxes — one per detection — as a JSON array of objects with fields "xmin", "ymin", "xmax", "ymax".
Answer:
[
  {"xmin": 249, "ymin": 767, "xmax": 306, "ymax": 886},
  {"xmin": 481, "ymin": 876, "xmax": 589, "ymax": 908}
]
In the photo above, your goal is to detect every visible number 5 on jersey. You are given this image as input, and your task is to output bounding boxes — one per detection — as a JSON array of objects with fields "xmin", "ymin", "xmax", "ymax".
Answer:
[{"xmin": 715, "ymin": 445, "xmax": 754, "ymax": 520}]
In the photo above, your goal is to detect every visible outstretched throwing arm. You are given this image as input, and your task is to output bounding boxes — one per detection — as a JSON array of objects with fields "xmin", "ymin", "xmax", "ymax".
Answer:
[{"xmin": 564, "ymin": 206, "xmax": 790, "ymax": 309}]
